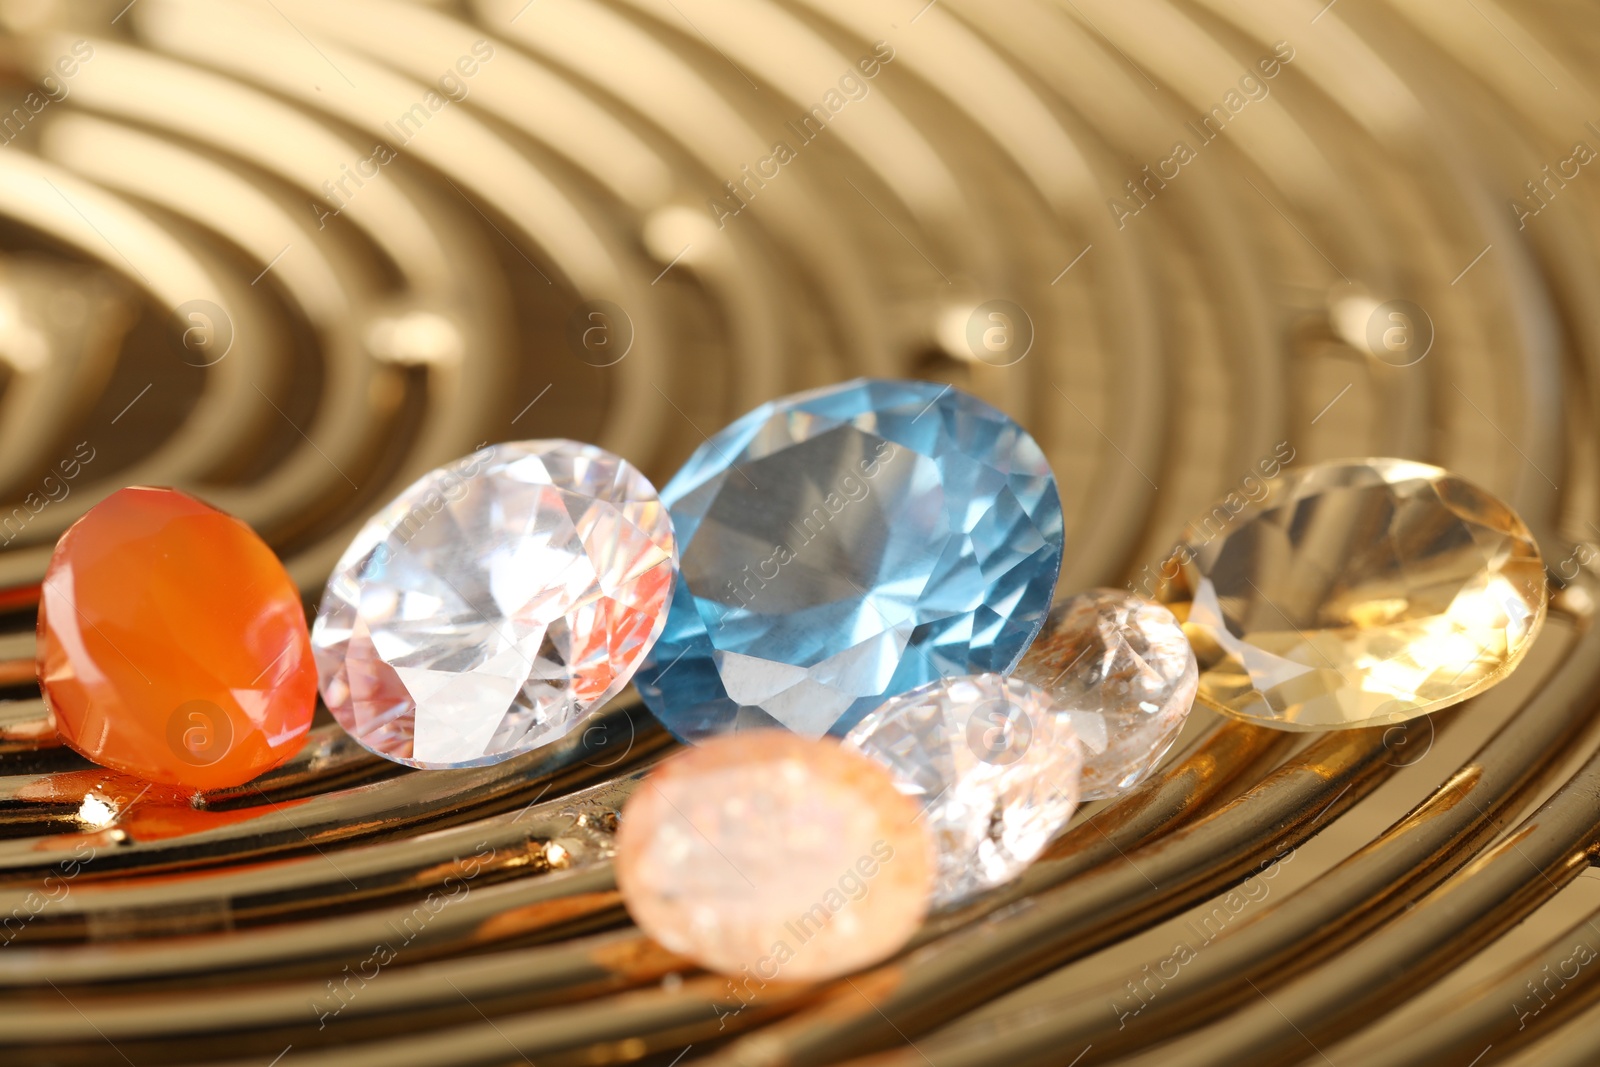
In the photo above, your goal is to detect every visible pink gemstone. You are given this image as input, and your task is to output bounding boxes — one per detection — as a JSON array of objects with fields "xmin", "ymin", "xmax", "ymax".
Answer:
[{"xmin": 615, "ymin": 732, "xmax": 933, "ymax": 980}]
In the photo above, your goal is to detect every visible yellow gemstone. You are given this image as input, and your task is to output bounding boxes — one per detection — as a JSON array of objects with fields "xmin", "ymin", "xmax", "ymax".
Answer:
[{"xmin": 1156, "ymin": 459, "xmax": 1546, "ymax": 730}]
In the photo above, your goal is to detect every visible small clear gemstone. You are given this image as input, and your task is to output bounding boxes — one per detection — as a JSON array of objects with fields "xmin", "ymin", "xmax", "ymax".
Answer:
[
  {"xmin": 1014, "ymin": 590, "xmax": 1197, "ymax": 799},
  {"xmin": 1157, "ymin": 458, "xmax": 1547, "ymax": 729},
  {"xmin": 615, "ymin": 732, "xmax": 933, "ymax": 979},
  {"xmin": 844, "ymin": 673, "xmax": 1081, "ymax": 907},
  {"xmin": 636, "ymin": 379, "xmax": 1065, "ymax": 743},
  {"xmin": 312, "ymin": 441, "xmax": 676, "ymax": 768}
]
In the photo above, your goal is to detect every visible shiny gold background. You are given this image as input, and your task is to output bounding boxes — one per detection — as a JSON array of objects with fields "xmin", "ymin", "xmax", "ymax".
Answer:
[{"xmin": 0, "ymin": 0, "xmax": 1597, "ymax": 1064}]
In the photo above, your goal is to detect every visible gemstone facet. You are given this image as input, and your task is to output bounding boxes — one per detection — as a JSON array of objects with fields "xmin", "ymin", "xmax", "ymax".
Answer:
[
  {"xmin": 1157, "ymin": 458, "xmax": 1546, "ymax": 730},
  {"xmin": 312, "ymin": 441, "xmax": 676, "ymax": 768},
  {"xmin": 615, "ymin": 731, "xmax": 933, "ymax": 979},
  {"xmin": 844, "ymin": 673, "xmax": 1081, "ymax": 907},
  {"xmin": 1015, "ymin": 590, "xmax": 1197, "ymax": 799},
  {"xmin": 635, "ymin": 379, "xmax": 1065, "ymax": 743},
  {"xmin": 38, "ymin": 487, "xmax": 316, "ymax": 791}
]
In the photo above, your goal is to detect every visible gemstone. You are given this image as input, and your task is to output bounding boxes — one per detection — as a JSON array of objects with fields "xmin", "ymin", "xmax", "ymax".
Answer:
[
  {"xmin": 635, "ymin": 379, "xmax": 1065, "ymax": 743},
  {"xmin": 311, "ymin": 441, "xmax": 676, "ymax": 768},
  {"xmin": 1156, "ymin": 458, "xmax": 1546, "ymax": 730},
  {"xmin": 37, "ymin": 487, "xmax": 316, "ymax": 791},
  {"xmin": 1014, "ymin": 590, "xmax": 1197, "ymax": 799},
  {"xmin": 843, "ymin": 673, "xmax": 1081, "ymax": 907},
  {"xmin": 614, "ymin": 731, "xmax": 933, "ymax": 979}
]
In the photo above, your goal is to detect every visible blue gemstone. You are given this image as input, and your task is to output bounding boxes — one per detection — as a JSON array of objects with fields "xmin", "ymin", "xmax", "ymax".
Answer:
[{"xmin": 635, "ymin": 379, "xmax": 1064, "ymax": 742}]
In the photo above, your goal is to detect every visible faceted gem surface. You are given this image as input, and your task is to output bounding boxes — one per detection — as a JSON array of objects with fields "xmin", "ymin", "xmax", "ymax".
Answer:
[
  {"xmin": 37, "ymin": 487, "xmax": 316, "ymax": 791},
  {"xmin": 1156, "ymin": 458, "xmax": 1546, "ymax": 730},
  {"xmin": 635, "ymin": 379, "xmax": 1064, "ymax": 743},
  {"xmin": 1015, "ymin": 590, "xmax": 1197, "ymax": 799},
  {"xmin": 312, "ymin": 441, "xmax": 676, "ymax": 768},
  {"xmin": 615, "ymin": 731, "xmax": 933, "ymax": 979},
  {"xmin": 844, "ymin": 673, "xmax": 1081, "ymax": 907}
]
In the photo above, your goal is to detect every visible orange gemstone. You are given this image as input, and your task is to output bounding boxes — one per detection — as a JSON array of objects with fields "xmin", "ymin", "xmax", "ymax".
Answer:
[{"xmin": 36, "ymin": 487, "xmax": 316, "ymax": 791}]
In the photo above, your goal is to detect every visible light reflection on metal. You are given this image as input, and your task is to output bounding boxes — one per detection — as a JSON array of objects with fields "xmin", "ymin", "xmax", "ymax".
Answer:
[{"xmin": 0, "ymin": 1, "xmax": 1590, "ymax": 1065}]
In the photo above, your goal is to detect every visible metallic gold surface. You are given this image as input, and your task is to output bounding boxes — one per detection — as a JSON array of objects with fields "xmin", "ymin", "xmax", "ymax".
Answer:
[{"xmin": 0, "ymin": 1, "xmax": 1594, "ymax": 1065}]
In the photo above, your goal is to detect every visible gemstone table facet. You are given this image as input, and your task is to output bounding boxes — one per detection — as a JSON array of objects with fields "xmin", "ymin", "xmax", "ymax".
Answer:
[
  {"xmin": 615, "ymin": 731, "xmax": 933, "ymax": 979},
  {"xmin": 844, "ymin": 673, "xmax": 1081, "ymax": 907},
  {"xmin": 1015, "ymin": 590, "xmax": 1197, "ymax": 799},
  {"xmin": 1156, "ymin": 458, "xmax": 1546, "ymax": 730},
  {"xmin": 38, "ymin": 487, "xmax": 317, "ymax": 791},
  {"xmin": 635, "ymin": 379, "xmax": 1065, "ymax": 743},
  {"xmin": 312, "ymin": 441, "xmax": 677, "ymax": 768}
]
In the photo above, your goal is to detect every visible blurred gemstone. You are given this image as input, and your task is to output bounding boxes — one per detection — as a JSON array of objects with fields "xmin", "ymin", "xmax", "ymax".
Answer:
[
  {"xmin": 635, "ymin": 379, "xmax": 1064, "ymax": 743},
  {"xmin": 312, "ymin": 441, "xmax": 676, "ymax": 768},
  {"xmin": 844, "ymin": 673, "xmax": 1081, "ymax": 907},
  {"xmin": 615, "ymin": 731, "xmax": 933, "ymax": 979},
  {"xmin": 1156, "ymin": 458, "xmax": 1546, "ymax": 730},
  {"xmin": 38, "ymin": 487, "xmax": 316, "ymax": 791},
  {"xmin": 1015, "ymin": 590, "xmax": 1197, "ymax": 799}
]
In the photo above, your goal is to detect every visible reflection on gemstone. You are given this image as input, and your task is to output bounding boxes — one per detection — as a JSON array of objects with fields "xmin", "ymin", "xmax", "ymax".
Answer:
[
  {"xmin": 1015, "ymin": 590, "xmax": 1196, "ymax": 799},
  {"xmin": 312, "ymin": 441, "xmax": 677, "ymax": 768},
  {"xmin": 636, "ymin": 379, "xmax": 1065, "ymax": 743},
  {"xmin": 1156, "ymin": 458, "xmax": 1546, "ymax": 730},
  {"xmin": 844, "ymin": 673, "xmax": 1081, "ymax": 907}
]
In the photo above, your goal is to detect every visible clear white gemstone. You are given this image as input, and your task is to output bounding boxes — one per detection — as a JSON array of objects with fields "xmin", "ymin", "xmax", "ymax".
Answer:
[
  {"xmin": 843, "ymin": 673, "xmax": 1082, "ymax": 907},
  {"xmin": 1015, "ymin": 589, "xmax": 1197, "ymax": 799},
  {"xmin": 312, "ymin": 441, "xmax": 677, "ymax": 768}
]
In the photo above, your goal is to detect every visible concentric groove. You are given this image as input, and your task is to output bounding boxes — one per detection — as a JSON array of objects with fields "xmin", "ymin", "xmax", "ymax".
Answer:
[{"xmin": 0, "ymin": 1, "xmax": 1593, "ymax": 1065}]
